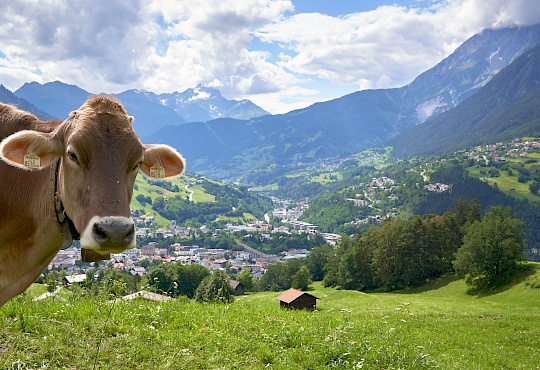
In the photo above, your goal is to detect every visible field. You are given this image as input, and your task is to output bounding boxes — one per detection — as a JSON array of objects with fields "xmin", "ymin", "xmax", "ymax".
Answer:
[
  {"xmin": 130, "ymin": 174, "xmax": 215, "ymax": 227},
  {"xmin": 1, "ymin": 265, "xmax": 540, "ymax": 369}
]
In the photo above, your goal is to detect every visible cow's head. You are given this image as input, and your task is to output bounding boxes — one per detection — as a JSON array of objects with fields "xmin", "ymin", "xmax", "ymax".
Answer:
[{"xmin": 0, "ymin": 96, "xmax": 185, "ymax": 257}]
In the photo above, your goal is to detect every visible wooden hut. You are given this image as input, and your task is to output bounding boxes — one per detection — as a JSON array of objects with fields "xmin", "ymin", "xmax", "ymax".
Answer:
[
  {"xmin": 277, "ymin": 288, "xmax": 318, "ymax": 310},
  {"xmin": 229, "ymin": 280, "xmax": 245, "ymax": 296}
]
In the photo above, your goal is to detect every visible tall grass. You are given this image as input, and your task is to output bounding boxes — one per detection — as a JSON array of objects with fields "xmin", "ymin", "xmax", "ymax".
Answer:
[{"xmin": 1, "ymin": 265, "xmax": 540, "ymax": 369}]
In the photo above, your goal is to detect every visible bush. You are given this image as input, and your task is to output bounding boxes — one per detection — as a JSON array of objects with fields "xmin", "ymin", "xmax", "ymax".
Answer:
[{"xmin": 194, "ymin": 270, "xmax": 234, "ymax": 304}]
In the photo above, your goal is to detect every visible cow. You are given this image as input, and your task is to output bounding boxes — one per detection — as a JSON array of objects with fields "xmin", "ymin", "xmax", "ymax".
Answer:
[{"xmin": 0, "ymin": 96, "xmax": 185, "ymax": 305}]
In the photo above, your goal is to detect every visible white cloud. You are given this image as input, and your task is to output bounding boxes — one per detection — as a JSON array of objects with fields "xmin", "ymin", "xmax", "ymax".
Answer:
[{"xmin": 0, "ymin": 0, "xmax": 538, "ymax": 114}]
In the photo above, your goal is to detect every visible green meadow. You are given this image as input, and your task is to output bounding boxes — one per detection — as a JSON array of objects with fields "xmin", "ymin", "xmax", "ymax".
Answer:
[
  {"xmin": 467, "ymin": 164, "xmax": 540, "ymax": 202},
  {"xmin": 130, "ymin": 174, "xmax": 216, "ymax": 227},
  {"xmin": 1, "ymin": 264, "xmax": 540, "ymax": 369}
]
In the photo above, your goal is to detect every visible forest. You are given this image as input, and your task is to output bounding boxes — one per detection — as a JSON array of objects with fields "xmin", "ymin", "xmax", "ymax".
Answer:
[{"xmin": 258, "ymin": 200, "xmax": 527, "ymax": 293}]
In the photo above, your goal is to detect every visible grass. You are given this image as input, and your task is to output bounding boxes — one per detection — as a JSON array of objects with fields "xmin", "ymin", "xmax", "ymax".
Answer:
[
  {"xmin": 189, "ymin": 184, "xmax": 215, "ymax": 203},
  {"xmin": 310, "ymin": 172, "xmax": 344, "ymax": 184},
  {"xmin": 1, "ymin": 265, "xmax": 540, "ymax": 369},
  {"xmin": 129, "ymin": 174, "xmax": 218, "ymax": 227},
  {"xmin": 248, "ymin": 183, "xmax": 279, "ymax": 192},
  {"xmin": 467, "ymin": 164, "xmax": 540, "ymax": 202},
  {"xmin": 216, "ymin": 212, "xmax": 258, "ymax": 223}
]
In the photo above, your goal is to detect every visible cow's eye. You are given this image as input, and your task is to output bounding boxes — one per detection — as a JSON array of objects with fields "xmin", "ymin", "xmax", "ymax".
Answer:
[
  {"xmin": 68, "ymin": 151, "xmax": 79, "ymax": 165},
  {"xmin": 132, "ymin": 161, "xmax": 143, "ymax": 172}
]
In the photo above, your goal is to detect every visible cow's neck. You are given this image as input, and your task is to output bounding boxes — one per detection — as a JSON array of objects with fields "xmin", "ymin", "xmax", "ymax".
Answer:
[{"xmin": 0, "ymin": 164, "xmax": 64, "ymax": 305}]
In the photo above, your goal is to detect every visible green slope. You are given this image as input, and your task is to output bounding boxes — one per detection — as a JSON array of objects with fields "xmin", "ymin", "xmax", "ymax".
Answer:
[{"xmin": 2, "ymin": 265, "xmax": 539, "ymax": 369}]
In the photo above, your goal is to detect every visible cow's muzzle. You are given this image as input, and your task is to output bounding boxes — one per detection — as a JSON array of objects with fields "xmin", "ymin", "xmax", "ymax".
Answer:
[{"xmin": 80, "ymin": 216, "xmax": 136, "ymax": 254}]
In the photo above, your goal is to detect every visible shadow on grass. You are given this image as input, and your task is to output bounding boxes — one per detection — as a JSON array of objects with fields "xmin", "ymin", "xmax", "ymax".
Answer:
[
  {"xmin": 391, "ymin": 274, "xmax": 461, "ymax": 295},
  {"xmin": 466, "ymin": 264, "xmax": 538, "ymax": 298}
]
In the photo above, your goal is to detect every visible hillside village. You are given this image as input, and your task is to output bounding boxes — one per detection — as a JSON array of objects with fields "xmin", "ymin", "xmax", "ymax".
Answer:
[
  {"xmin": 48, "ymin": 138, "xmax": 540, "ymax": 278},
  {"xmin": 48, "ymin": 196, "xmax": 342, "ymax": 279}
]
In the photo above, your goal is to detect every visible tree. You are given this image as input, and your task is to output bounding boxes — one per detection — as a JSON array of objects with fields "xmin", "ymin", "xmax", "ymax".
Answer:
[
  {"xmin": 291, "ymin": 266, "xmax": 311, "ymax": 291},
  {"xmin": 45, "ymin": 272, "xmax": 58, "ymax": 293},
  {"xmin": 322, "ymin": 237, "xmax": 352, "ymax": 288},
  {"xmin": 146, "ymin": 263, "xmax": 210, "ymax": 298},
  {"xmin": 453, "ymin": 196, "xmax": 481, "ymax": 229},
  {"xmin": 236, "ymin": 270, "xmax": 254, "ymax": 292},
  {"xmin": 453, "ymin": 206, "xmax": 526, "ymax": 290},
  {"xmin": 194, "ymin": 270, "xmax": 234, "ymax": 304},
  {"xmin": 146, "ymin": 264, "xmax": 176, "ymax": 295},
  {"xmin": 305, "ymin": 245, "xmax": 331, "ymax": 281}
]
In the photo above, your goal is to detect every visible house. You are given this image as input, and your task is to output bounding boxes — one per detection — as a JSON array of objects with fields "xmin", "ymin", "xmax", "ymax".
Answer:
[
  {"xmin": 276, "ymin": 288, "xmax": 318, "ymax": 310},
  {"xmin": 63, "ymin": 274, "xmax": 87, "ymax": 286},
  {"xmin": 229, "ymin": 280, "xmax": 245, "ymax": 296}
]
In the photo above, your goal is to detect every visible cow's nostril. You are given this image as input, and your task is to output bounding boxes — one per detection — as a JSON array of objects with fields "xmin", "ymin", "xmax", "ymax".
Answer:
[
  {"xmin": 124, "ymin": 225, "xmax": 135, "ymax": 244},
  {"xmin": 90, "ymin": 217, "xmax": 135, "ymax": 249},
  {"xmin": 93, "ymin": 223, "xmax": 108, "ymax": 243}
]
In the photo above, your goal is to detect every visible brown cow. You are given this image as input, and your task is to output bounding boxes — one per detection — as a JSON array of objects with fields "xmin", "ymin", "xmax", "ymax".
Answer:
[{"xmin": 0, "ymin": 96, "xmax": 185, "ymax": 305}]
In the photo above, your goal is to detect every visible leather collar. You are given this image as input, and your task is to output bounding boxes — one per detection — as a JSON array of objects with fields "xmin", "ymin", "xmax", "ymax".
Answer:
[{"xmin": 50, "ymin": 159, "xmax": 80, "ymax": 250}]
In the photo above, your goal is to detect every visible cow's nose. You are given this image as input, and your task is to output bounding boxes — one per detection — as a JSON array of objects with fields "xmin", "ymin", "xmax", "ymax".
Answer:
[{"xmin": 93, "ymin": 218, "xmax": 135, "ymax": 248}]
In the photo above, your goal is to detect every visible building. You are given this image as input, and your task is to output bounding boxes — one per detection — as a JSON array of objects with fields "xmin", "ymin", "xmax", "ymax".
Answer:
[
  {"xmin": 276, "ymin": 288, "xmax": 318, "ymax": 310},
  {"xmin": 63, "ymin": 274, "xmax": 87, "ymax": 286},
  {"xmin": 229, "ymin": 280, "xmax": 245, "ymax": 296}
]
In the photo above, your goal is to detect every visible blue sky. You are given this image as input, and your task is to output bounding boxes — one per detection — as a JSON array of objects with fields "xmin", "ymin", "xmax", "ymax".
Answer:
[
  {"xmin": 0, "ymin": 0, "xmax": 539, "ymax": 114},
  {"xmin": 292, "ymin": 0, "xmax": 422, "ymax": 15}
]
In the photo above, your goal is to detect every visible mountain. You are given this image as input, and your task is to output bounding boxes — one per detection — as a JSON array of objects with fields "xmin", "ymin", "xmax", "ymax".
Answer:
[
  {"xmin": 14, "ymin": 82, "xmax": 269, "ymax": 137},
  {"xmin": 10, "ymin": 24, "xmax": 540, "ymax": 177},
  {"xmin": 111, "ymin": 89, "xmax": 187, "ymax": 136},
  {"xmin": 389, "ymin": 42, "xmax": 540, "ymax": 157},
  {"xmin": 144, "ymin": 24, "xmax": 540, "ymax": 179},
  {"xmin": 399, "ymin": 25, "xmax": 540, "ymax": 125},
  {"xmin": 14, "ymin": 82, "xmax": 183, "ymax": 136},
  {"xmin": 0, "ymin": 84, "xmax": 56, "ymax": 121},
  {"xmin": 156, "ymin": 85, "xmax": 269, "ymax": 122},
  {"xmin": 14, "ymin": 81, "xmax": 89, "ymax": 120}
]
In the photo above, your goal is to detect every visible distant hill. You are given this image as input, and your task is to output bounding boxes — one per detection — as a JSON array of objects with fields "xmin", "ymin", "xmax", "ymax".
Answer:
[
  {"xmin": 389, "ymin": 42, "xmax": 540, "ymax": 157},
  {"xmin": 0, "ymin": 84, "xmax": 56, "ymax": 121},
  {"xmin": 14, "ymin": 81, "xmax": 90, "ymax": 120},
  {"xmin": 14, "ymin": 82, "xmax": 269, "ymax": 137}
]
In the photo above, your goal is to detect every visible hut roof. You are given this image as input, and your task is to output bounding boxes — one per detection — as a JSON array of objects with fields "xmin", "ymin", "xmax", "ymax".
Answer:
[
  {"xmin": 276, "ymin": 288, "xmax": 318, "ymax": 304},
  {"xmin": 64, "ymin": 274, "xmax": 87, "ymax": 284},
  {"xmin": 119, "ymin": 290, "xmax": 175, "ymax": 302},
  {"xmin": 230, "ymin": 280, "xmax": 241, "ymax": 289}
]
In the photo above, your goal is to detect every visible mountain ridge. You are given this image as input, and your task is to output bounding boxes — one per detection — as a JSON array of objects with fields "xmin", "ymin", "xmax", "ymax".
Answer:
[
  {"xmin": 13, "ymin": 82, "xmax": 269, "ymax": 137},
  {"xmin": 6, "ymin": 24, "xmax": 540, "ymax": 180},
  {"xmin": 389, "ymin": 42, "xmax": 540, "ymax": 157},
  {"xmin": 143, "ymin": 24, "xmax": 540, "ymax": 179}
]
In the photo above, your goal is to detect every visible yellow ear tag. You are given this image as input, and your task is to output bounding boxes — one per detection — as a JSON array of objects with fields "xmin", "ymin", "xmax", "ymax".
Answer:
[
  {"xmin": 149, "ymin": 165, "xmax": 165, "ymax": 179},
  {"xmin": 23, "ymin": 153, "xmax": 41, "ymax": 169}
]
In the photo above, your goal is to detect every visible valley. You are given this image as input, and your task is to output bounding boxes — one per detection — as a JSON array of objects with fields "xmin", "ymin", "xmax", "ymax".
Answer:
[
  {"xmin": 1, "ymin": 21, "xmax": 540, "ymax": 299},
  {"xmin": 3, "ymin": 6, "xmax": 540, "ymax": 369}
]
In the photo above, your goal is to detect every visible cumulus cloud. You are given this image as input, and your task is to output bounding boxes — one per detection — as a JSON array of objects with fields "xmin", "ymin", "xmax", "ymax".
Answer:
[
  {"xmin": 257, "ymin": 0, "xmax": 540, "ymax": 92},
  {"xmin": 0, "ymin": 0, "xmax": 158, "ymax": 92},
  {"xmin": 0, "ymin": 0, "xmax": 538, "ymax": 114}
]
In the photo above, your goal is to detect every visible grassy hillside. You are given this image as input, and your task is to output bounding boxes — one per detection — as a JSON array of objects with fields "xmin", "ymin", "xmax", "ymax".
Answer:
[
  {"xmin": 1, "ymin": 265, "xmax": 539, "ymax": 369},
  {"xmin": 130, "ymin": 173, "xmax": 227, "ymax": 227}
]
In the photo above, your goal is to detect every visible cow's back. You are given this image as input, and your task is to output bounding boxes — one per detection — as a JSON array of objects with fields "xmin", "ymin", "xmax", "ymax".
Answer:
[{"xmin": 0, "ymin": 103, "xmax": 61, "ymax": 140}]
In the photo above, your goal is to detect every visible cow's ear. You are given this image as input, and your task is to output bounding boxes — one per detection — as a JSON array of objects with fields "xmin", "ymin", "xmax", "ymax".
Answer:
[
  {"xmin": 140, "ymin": 144, "xmax": 185, "ymax": 179},
  {"xmin": 0, "ymin": 130, "xmax": 61, "ymax": 170}
]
